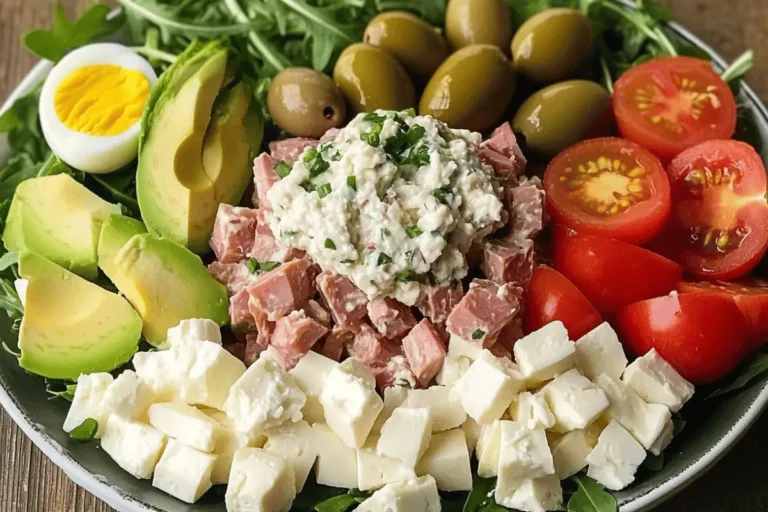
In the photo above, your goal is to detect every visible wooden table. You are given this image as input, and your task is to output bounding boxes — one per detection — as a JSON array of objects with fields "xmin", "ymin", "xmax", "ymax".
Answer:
[{"xmin": 1, "ymin": 0, "xmax": 768, "ymax": 510}]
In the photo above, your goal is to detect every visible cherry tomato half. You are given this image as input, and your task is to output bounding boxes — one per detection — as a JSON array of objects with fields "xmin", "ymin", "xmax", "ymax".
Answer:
[
  {"xmin": 613, "ymin": 57, "xmax": 737, "ymax": 161},
  {"xmin": 653, "ymin": 140, "xmax": 768, "ymax": 280},
  {"xmin": 616, "ymin": 292, "xmax": 749, "ymax": 384},
  {"xmin": 523, "ymin": 266, "xmax": 603, "ymax": 340},
  {"xmin": 552, "ymin": 226, "xmax": 683, "ymax": 313},
  {"xmin": 544, "ymin": 137, "xmax": 671, "ymax": 245},
  {"xmin": 679, "ymin": 280, "xmax": 768, "ymax": 351}
]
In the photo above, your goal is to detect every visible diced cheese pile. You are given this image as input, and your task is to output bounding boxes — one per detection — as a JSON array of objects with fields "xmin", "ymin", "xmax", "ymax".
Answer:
[{"xmin": 62, "ymin": 318, "xmax": 694, "ymax": 511}]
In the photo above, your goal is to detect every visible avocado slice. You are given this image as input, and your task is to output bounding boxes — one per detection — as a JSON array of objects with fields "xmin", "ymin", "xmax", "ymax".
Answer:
[
  {"xmin": 97, "ymin": 214, "xmax": 147, "ymax": 281},
  {"xmin": 113, "ymin": 233, "xmax": 229, "ymax": 345},
  {"xmin": 17, "ymin": 252, "xmax": 141, "ymax": 380},
  {"xmin": 3, "ymin": 174, "xmax": 121, "ymax": 279}
]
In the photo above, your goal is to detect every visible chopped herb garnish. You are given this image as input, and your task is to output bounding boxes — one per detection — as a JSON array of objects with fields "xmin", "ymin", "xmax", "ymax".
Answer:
[
  {"xmin": 324, "ymin": 238, "xmax": 336, "ymax": 250},
  {"xmin": 317, "ymin": 183, "xmax": 332, "ymax": 198},
  {"xmin": 399, "ymin": 144, "xmax": 430, "ymax": 167},
  {"xmin": 346, "ymin": 175, "xmax": 357, "ymax": 190},
  {"xmin": 330, "ymin": 151, "xmax": 342, "ymax": 161},
  {"xmin": 363, "ymin": 112, "xmax": 387, "ymax": 123},
  {"xmin": 433, "ymin": 186, "xmax": 452, "ymax": 205},
  {"xmin": 406, "ymin": 226, "xmax": 422, "ymax": 239},
  {"xmin": 309, "ymin": 156, "xmax": 330, "ymax": 177},
  {"xmin": 303, "ymin": 148, "xmax": 318, "ymax": 162},
  {"xmin": 381, "ymin": 228, "xmax": 391, "ymax": 237},
  {"xmin": 259, "ymin": 261, "xmax": 280, "ymax": 271},
  {"xmin": 341, "ymin": 259, "xmax": 356, "ymax": 264},
  {"xmin": 400, "ymin": 108, "xmax": 416, "ymax": 117},
  {"xmin": 361, "ymin": 122, "xmax": 383, "ymax": 147},
  {"xmin": 472, "ymin": 329, "xmax": 486, "ymax": 340},
  {"xmin": 246, "ymin": 258, "xmax": 260, "ymax": 273},
  {"xmin": 69, "ymin": 418, "xmax": 98, "ymax": 443},
  {"xmin": 274, "ymin": 161, "xmax": 292, "ymax": 178},
  {"xmin": 282, "ymin": 230, "xmax": 299, "ymax": 237},
  {"xmin": 395, "ymin": 268, "xmax": 417, "ymax": 283},
  {"xmin": 246, "ymin": 259, "xmax": 279, "ymax": 273},
  {"xmin": 300, "ymin": 181, "xmax": 316, "ymax": 193},
  {"xmin": 377, "ymin": 253, "xmax": 392, "ymax": 266},
  {"xmin": 405, "ymin": 125, "xmax": 425, "ymax": 146}
]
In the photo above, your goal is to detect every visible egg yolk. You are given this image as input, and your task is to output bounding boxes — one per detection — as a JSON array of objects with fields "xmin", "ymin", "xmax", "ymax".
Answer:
[{"xmin": 54, "ymin": 64, "xmax": 150, "ymax": 137}]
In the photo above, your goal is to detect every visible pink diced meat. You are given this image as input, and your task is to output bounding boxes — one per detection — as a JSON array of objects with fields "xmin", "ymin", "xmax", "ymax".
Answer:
[
  {"xmin": 494, "ymin": 316, "xmax": 524, "ymax": 353},
  {"xmin": 253, "ymin": 154, "xmax": 280, "ymax": 210},
  {"xmin": 482, "ymin": 122, "xmax": 527, "ymax": 179},
  {"xmin": 270, "ymin": 311, "xmax": 328, "ymax": 370},
  {"xmin": 507, "ymin": 177, "xmax": 546, "ymax": 240},
  {"xmin": 230, "ymin": 289, "xmax": 255, "ymax": 328},
  {"xmin": 316, "ymin": 271, "xmax": 368, "ymax": 325},
  {"xmin": 372, "ymin": 357, "xmax": 416, "ymax": 389},
  {"xmin": 208, "ymin": 261, "xmax": 258, "ymax": 296},
  {"xmin": 479, "ymin": 147, "xmax": 519, "ymax": 186},
  {"xmin": 269, "ymin": 138, "xmax": 318, "ymax": 163},
  {"xmin": 481, "ymin": 237, "xmax": 535, "ymax": 286},
  {"xmin": 446, "ymin": 280, "xmax": 520, "ymax": 341},
  {"xmin": 321, "ymin": 325, "xmax": 356, "ymax": 361},
  {"xmin": 247, "ymin": 299, "xmax": 275, "ymax": 345},
  {"xmin": 247, "ymin": 258, "xmax": 318, "ymax": 321},
  {"xmin": 244, "ymin": 331, "xmax": 268, "ymax": 366},
  {"xmin": 350, "ymin": 323, "xmax": 392, "ymax": 368},
  {"xmin": 302, "ymin": 299, "xmax": 332, "ymax": 328},
  {"xmin": 488, "ymin": 342, "xmax": 512, "ymax": 360},
  {"xmin": 367, "ymin": 298, "xmax": 417, "ymax": 339},
  {"xmin": 210, "ymin": 204, "xmax": 258, "ymax": 263},
  {"xmin": 417, "ymin": 283, "xmax": 464, "ymax": 325},
  {"xmin": 402, "ymin": 319, "xmax": 447, "ymax": 387}
]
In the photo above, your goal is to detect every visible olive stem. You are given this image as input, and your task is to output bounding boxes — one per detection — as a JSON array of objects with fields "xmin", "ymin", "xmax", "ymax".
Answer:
[{"xmin": 223, "ymin": 0, "xmax": 289, "ymax": 73}]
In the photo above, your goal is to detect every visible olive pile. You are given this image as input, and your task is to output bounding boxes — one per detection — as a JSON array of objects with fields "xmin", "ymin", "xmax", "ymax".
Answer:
[{"xmin": 267, "ymin": 1, "xmax": 612, "ymax": 155}]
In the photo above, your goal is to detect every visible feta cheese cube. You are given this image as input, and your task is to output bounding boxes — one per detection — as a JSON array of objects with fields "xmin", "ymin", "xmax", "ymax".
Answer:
[
  {"xmin": 357, "ymin": 436, "xmax": 417, "ymax": 491},
  {"xmin": 596, "ymin": 374, "xmax": 671, "ymax": 450},
  {"xmin": 289, "ymin": 350, "xmax": 339, "ymax": 424},
  {"xmin": 452, "ymin": 350, "xmax": 524, "ymax": 424},
  {"xmin": 448, "ymin": 334, "xmax": 483, "ymax": 360},
  {"xmin": 574, "ymin": 322, "xmax": 628, "ymax": 380},
  {"xmin": 377, "ymin": 407, "xmax": 432, "ymax": 467},
  {"xmin": 320, "ymin": 359, "xmax": 383, "ymax": 448},
  {"xmin": 586, "ymin": 420, "xmax": 646, "ymax": 491},
  {"xmin": 133, "ymin": 350, "xmax": 180, "ymax": 402},
  {"xmin": 511, "ymin": 391, "xmax": 555, "ymax": 430},
  {"xmin": 406, "ymin": 386, "xmax": 466, "ymax": 431},
  {"xmin": 416, "ymin": 428, "xmax": 472, "ymax": 491},
  {"xmin": 102, "ymin": 370, "xmax": 155, "ymax": 421},
  {"xmin": 152, "ymin": 439, "xmax": 216, "ymax": 503},
  {"xmin": 372, "ymin": 386, "xmax": 409, "ymax": 433},
  {"xmin": 313, "ymin": 423, "xmax": 358, "ymax": 488},
  {"xmin": 550, "ymin": 429, "xmax": 594, "ymax": 480},
  {"xmin": 436, "ymin": 353, "xmax": 471, "ymax": 388},
  {"xmin": 101, "ymin": 415, "xmax": 167, "ymax": 479},
  {"xmin": 166, "ymin": 318, "xmax": 222, "ymax": 347},
  {"xmin": 356, "ymin": 475, "xmax": 441, "ymax": 512},
  {"xmin": 622, "ymin": 348, "xmax": 694, "ymax": 413},
  {"xmin": 496, "ymin": 421, "xmax": 555, "ymax": 495},
  {"xmin": 148, "ymin": 402, "xmax": 218, "ymax": 452},
  {"xmin": 496, "ymin": 474, "xmax": 563, "ymax": 512},
  {"xmin": 540, "ymin": 369, "xmax": 609, "ymax": 433},
  {"xmin": 63, "ymin": 373, "xmax": 113, "ymax": 438},
  {"xmin": 225, "ymin": 448, "xmax": 296, "ymax": 512},
  {"xmin": 199, "ymin": 407, "xmax": 257, "ymax": 485},
  {"xmin": 224, "ymin": 358, "xmax": 306, "ymax": 437},
  {"xmin": 513, "ymin": 321, "xmax": 575, "ymax": 384},
  {"xmin": 476, "ymin": 420, "xmax": 502, "ymax": 478},
  {"xmin": 263, "ymin": 420, "xmax": 318, "ymax": 492},
  {"xmin": 649, "ymin": 418, "xmax": 674, "ymax": 456},
  {"xmin": 462, "ymin": 416, "xmax": 481, "ymax": 454}
]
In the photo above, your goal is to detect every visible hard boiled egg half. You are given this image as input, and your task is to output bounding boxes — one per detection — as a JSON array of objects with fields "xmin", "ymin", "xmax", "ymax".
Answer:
[{"xmin": 39, "ymin": 43, "xmax": 158, "ymax": 174}]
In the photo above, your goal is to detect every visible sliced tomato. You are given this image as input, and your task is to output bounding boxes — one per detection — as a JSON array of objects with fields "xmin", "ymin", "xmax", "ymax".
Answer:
[
  {"xmin": 523, "ymin": 266, "xmax": 603, "ymax": 340},
  {"xmin": 616, "ymin": 292, "xmax": 749, "ymax": 384},
  {"xmin": 544, "ymin": 137, "xmax": 671, "ymax": 245},
  {"xmin": 613, "ymin": 57, "xmax": 737, "ymax": 161},
  {"xmin": 678, "ymin": 280, "xmax": 768, "ymax": 351},
  {"xmin": 552, "ymin": 226, "xmax": 683, "ymax": 313},
  {"xmin": 654, "ymin": 140, "xmax": 768, "ymax": 280}
]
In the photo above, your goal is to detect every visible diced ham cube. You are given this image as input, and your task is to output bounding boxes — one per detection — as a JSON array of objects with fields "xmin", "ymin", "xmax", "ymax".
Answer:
[
  {"xmin": 208, "ymin": 261, "xmax": 258, "ymax": 296},
  {"xmin": 244, "ymin": 331, "xmax": 268, "ymax": 366},
  {"xmin": 248, "ymin": 231, "xmax": 281, "ymax": 262},
  {"xmin": 488, "ymin": 342, "xmax": 512, "ymax": 360},
  {"xmin": 247, "ymin": 258, "xmax": 318, "ymax": 321},
  {"xmin": 320, "ymin": 325, "xmax": 355, "ymax": 361},
  {"xmin": 350, "ymin": 323, "xmax": 392, "ymax": 368},
  {"xmin": 446, "ymin": 280, "xmax": 520, "ymax": 341},
  {"xmin": 302, "ymin": 299, "xmax": 332, "ymax": 328},
  {"xmin": 482, "ymin": 122, "xmax": 527, "ymax": 178},
  {"xmin": 209, "ymin": 204, "xmax": 258, "ymax": 263},
  {"xmin": 316, "ymin": 271, "xmax": 368, "ymax": 326},
  {"xmin": 230, "ymin": 289, "xmax": 255, "ymax": 328},
  {"xmin": 253, "ymin": 153, "xmax": 280, "ymax": 210},
  {"xmin": 417, "ymin": 283, "xmax": 464, "ymax": 326},
  {"xmin": 247, "ymin": 299, "xmax": 275, "ymax": 346},
  {"xmin": 481, "ymin": 237, "xmax": 536, "ymax": 286},
  {"xmin": 495, "ymin": 317, "xmax": 524, "ymax": 353},
  {"xmin": 372, "ymin": 356, "xmax": 416, "ymax": 389},
  {"xmin": 507, "ymin": 177, "xmax": 546, "ymax": 240},
  {"xmin": 269, "ymin": 138, "xmax": 318, "ymax": 163},
  {"xmin": 479, "ymin": 147, "xmax": 519, "ymax": 185},
  {"xmin": 367, "ymin": 298, "xmax": 417, "ymax": 339},
  {"xmin": 402, "ymin": 319, "xmax": 447, "ymax": 387},
  {"xmin": 269, "ymin": 311, "xmax": 328, "ymax": 370}
]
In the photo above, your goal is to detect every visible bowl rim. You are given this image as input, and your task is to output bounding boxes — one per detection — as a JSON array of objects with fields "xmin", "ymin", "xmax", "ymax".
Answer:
[{"xmin": 1, "ymin": 7, "xmax": 768, "ymax": 512}]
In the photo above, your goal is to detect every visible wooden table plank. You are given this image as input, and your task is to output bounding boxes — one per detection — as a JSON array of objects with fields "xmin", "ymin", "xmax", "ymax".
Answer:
[{"xmin": 0, "ymin": 0, "xmax": 767, "ymax": 510}]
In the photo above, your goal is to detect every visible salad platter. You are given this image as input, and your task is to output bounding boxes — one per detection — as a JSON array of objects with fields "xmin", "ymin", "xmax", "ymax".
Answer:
[{"xmin": 1, "ymin": 1, "xmax": 768, "ymax": 511}]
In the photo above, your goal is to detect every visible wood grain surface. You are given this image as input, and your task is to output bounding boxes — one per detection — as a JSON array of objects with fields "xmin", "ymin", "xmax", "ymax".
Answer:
[{"xmin": 1, "ymin": 0, "xmax": 767, "ymax": 511}]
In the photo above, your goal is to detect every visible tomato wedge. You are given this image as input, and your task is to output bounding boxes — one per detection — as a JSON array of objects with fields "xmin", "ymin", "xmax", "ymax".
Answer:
[
  {"xmin": 678, "ymin": 280, "xmax": 768, "ymax": 351},
  {"xmin": 616, "ymin": 292, "xmax": 749, "ymax": 384},
  {"xmin": 654, "ymin": 140, "xmax": 768, "ymax": 280},
  {"xmin": 523, "ymin": 266, "xmax": 603, "ymax": 340},
  {"xmin": 544, "ymin": 137, "xmax": 671, "ymax": 245},
  {"xmin": 552, "ymin": 226, "xmax": 683, "ymax": 313},
  {"xmin": 613, "ymin": 57, "xmax": 737, "ymax": 161}
]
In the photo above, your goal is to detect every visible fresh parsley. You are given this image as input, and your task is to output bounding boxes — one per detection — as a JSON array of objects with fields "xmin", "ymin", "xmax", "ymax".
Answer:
[
  {"xmin": 406, "ymin": 226, "xmax": 422, "ymax": 239},
  {"xmin": 567, "ymin": 474, "xmax": 618, "ymax": 512},
  {"xmin": 324, "ymin": 238, "xmax": 336, "ymax": 250},
  {"xmin": 395, "ymin": 268, "xmax": 417, "ymax": 283},
  {"xmin": 346, "ymin": 175, "xmax": 356, "ymax": 191},
  {"xmin": 246, "ymin": 258, "xmax": 260, "ymax": 273},
  {"xmin": 377, "ymin": 253, "xmax": 392, "ymax": 266},
  {"xmin": 472, "ymin": 329, "xmax": 486, "ymax": 340}
]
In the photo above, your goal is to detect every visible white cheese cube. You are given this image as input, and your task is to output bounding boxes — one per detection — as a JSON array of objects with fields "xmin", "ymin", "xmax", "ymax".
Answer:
[
  {"xmin": 452, "ymin": 350, "xmax": 524, "ymax": 424},
  {"xmin": 289, "ymin": 350, "xmax": 339, "ymax": 425},
  {"xmin": 476, "ymin": 420, "xmax": 502, "ymax": 478},
  {"xmin": 511, "ymin": 391, "xmax": 555, "ymax": 430},
  {"xmin": 416, "ymin": 428, "xmax": 472, "ymax": 491},
  {"xmin": 462, "ymin": 416, "xmax": 481, "ymax": 454},
  {"xmin": 263, "ymin": 420, "xmax": 318, "ymax": 492},
  {"xmin": 166, "ymin": 318, "xmax": 222, "ymax": 347},
  {"xmin": 199, "ymin": 407, "xmax": 257, "ymax": 485},
  {"xmin": 63, "ymin": 373, "xmax": 113, "ymax": 438},
  {"xmin": 152, "ymin": 438, "xmax": 216, "ymax": 504},
  {"xmin": 312, "ymin": 423, "xmax": 358, "ymax": 488},
  {"xmin": 14, "ymin": 279, "xmax": 27, "ymax": 306},
  {"xmin": 356, "ymin": 475, "xmax": 441, "ymax": 512},
  {"xmin": 225, "ymin": 448, "xmax": 296, "ymax": 512},
  {"xmin": 448, "ymin": 334, "xmax": 483, "ymax": 360},
  {"xmin": 541, "ymin": 369, "xmax": 609, "ymax": 433},
  {"xmin": 377, "ymin": 407, "xmax": 432, "ymax": 467},
  {"xmin": 513, "ymin": 321, "xmax": 576, "ymax": 384},
  {"xmin": 148, "ymin": 402, "xmax": 219, "ymax": 452},
  {"xmin": 574, "ymin": 322, "xmax": 628, "ymax": 380},
  {"xmin": 496, "ymin": 474, "xmax": 563, "ymax": 512},
  {"xmin": 596, "ymin": 374, "xmax": 671, "ymax": 450},
  {"xmin": 101, "ymin": 415, "xmax": 167, "ymax": 479},
  {"xmin": 649, "ymin": 418, "xmax": 674, "ymax": 456},
  {"xmin": 622, "ymin": 348, "xmax": 694, "ymax": 413},
  {"xmin": 320, "ymin": 359, "xmax": 383, "ymax": 448},
  {"xmin": 224, "ymin": 358, "xmax": 306, "ymax": 437},
  {"xmin": 436, "ymin": 353, "xmax": 472, "ymax": 388},
  {"xmin": 586, "ymin": 420, "xmax": 646, "ymax": 491},
  {"xmin": 406, "ymin": 386, "xmax": 466, "ymax": 431},
  {"xmin": 372, "ymin": 386, "xmax": 408, "ymax": 433},
  {"xmin": 496, "ymin": 421, "xmax": 555, "ymax": 495},
  {"xmin": 551, "ymin": 429, "xmax": 594, "ymax": 480},
  {"xmin": 357, "ymin": 436, "xmax": 417, "ymax": 491},
  {"xmin": 102, "ymin": 370, "xmax": 155, "ymax": 421},
  {"xmin": 133, "ymin": 350, "xmax": 181, "ymax": 402}
]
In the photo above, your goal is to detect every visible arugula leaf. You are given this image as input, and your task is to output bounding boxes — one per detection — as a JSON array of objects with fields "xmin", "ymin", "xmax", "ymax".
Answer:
[
  {"xmin": 463, "ymin": 475, "xmax": 496, "ymax": 512},
  {"xmin": 69, "ymin": 418, "xmax": 99, "ymax": 443},
  {"xmin": 0, "ymin": 253, "xmax": 19, "ymax": 273},
  {"xmin": 0, "ymin": 84, "xmax": 48, "ymax": 162},
  {"xmin": 567, "ymin": 474, "xmax": 617, "ymax": 512},
  {"xmin": 313, "ymin": 494, "xmax": 362, "ymax": 512},
  {"xmin": 721, "ymin": 49, "xmax": 754, "ymax": 83},
  {"xmin": 707, "ymin": 353, "xmax": 768, "ymax": 399},
  {"xmin": 46, "ymin": 382, "xmax": 77, "ymax": 402},
  {"xmin": 373, "ymin": 0, "xmax": 447, "ymax": 26}
]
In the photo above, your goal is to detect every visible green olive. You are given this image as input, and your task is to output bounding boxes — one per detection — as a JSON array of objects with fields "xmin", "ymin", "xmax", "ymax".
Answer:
[
  {"xmin": 267, "ymin": 67, "xmax": 347, "ymax": 138},
  {"xmin": 445, "ymin": 0, "xmax": 513, "ymax": 51},
  {"xmin": 333, "ymin": 43, "xmax": 416, "ymax": 114},
  {"xmin": 511, "ymin": 8, "xmax": 593, "ymax": 84},
  {"xmin": 363, "ymin": 12, "xmax": 450, "ymax": 83},
  {"xmin": 513, "ymin": 80, "xmax": 612, "ymax": 157},
  {"xmin": 420, "ymin": 44, "xmax": 515, "ymax": 133}
]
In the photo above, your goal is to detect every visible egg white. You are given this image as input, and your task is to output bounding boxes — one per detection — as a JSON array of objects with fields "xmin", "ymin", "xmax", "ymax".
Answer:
[{"xmin": 39, "ymin": 43, "xmax": 158, "ymax": 174}]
